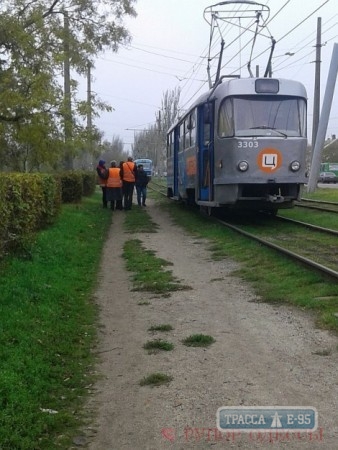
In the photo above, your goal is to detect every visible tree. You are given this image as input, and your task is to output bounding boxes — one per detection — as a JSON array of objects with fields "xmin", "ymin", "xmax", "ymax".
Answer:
[
  {"xmin": 322, "ymin": 138, "xmax": 338, "ymax": 162},
  {"xmin": 98, "ymin": 135, "xmax": 128, "ymax": 166},
  {"xmin": 0, "ymin": 0, "xmax": 136, "ymax": 171},
  {"xmin": 160, "ymin": 87, "xmax": 181, "ymax": 134},
  {"xmin": 133, "ymin": 88, "xmax": 181, "ymax": 174}
]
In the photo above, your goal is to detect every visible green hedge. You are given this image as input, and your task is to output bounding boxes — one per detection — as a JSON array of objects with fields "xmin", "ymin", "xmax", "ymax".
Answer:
[
  {"xmin": 0, "ymin": 174, "xmax": 61, "ymax": 256},
  {"xmin": 0, "ymin": 170, "xmax": 96, "ymax": 257},
  {"xmin": 58, "ymin": 171, "xmax": 83, "ymax": 203},
  {"xmin": 81, "ymin": 171, "xmax": 97, "ymax": 197}
]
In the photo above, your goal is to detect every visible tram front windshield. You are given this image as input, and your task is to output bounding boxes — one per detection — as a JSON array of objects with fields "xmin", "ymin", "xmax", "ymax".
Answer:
[{"xmin": 218, "ymin": 96, "xmax": 306, "ymax": 138}]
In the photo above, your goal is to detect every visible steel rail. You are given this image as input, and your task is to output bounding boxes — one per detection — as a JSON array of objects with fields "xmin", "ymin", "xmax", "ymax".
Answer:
[
  {"xmin": 300, "ymin": 198, "xmax": 338, "ymax": 206},
  {"xmin": 275, "ymin": 215, "xmax": 338, "ymax": 236},
  {"xmin": 147, "ymin": 188, "xmax": 338, "ymax": 279},
  {"xmin": 216, "ymin": 218, "xmax": 338, "ymax": 280},
  {"xmin": 295, "ymin": 203, "xmax": 338, "ymax": 214}
]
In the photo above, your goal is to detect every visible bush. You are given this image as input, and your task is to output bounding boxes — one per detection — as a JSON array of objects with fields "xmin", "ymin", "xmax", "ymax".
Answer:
[
  {"xmin": 0, "ymin": 173, "xmax": 61, "ymax": 257},
  {"xmin": 0, "ymin": 170, "xmax": 97, "ymax": 258},
  {"xmin": 58, "ymin": 171, "xmax": 83, "ymax": 203},
  {"xmin": 81, "ymin": 171, "xmax": 96, "ymax": 197}
]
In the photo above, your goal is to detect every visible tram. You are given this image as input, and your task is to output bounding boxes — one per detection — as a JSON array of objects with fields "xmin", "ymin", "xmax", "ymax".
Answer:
[
  {"xmin": 134, "ymin": 158, "xmax": 153, "ymax": 177},
  {"xmin": 167, "ymin": 77, "xmax": 307, "ymax": 213}
]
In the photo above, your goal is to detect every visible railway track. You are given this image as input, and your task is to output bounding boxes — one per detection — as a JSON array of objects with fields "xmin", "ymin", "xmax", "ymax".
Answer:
[
  {"xmin": 149, "ymin": 180, "xmax": 167, "ymax": 196},
  {"xmin": 274, "ymin": 215, "xmax": 338, "ymax": 237},
  {"xmin": 149, "ymin": 182, "xmax": 338, "ymax": 280},
  {"xmin": 213, "ymin": 214, "xmax": 338, "ymax": 281},
  {"xmin": 295, "ymin": 198, "xmax": 338, "ymax": 214}
]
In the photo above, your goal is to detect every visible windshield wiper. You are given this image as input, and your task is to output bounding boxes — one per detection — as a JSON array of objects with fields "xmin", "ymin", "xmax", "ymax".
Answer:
[{"xmin": 249, "ymin": 126, "xmax": 287, "ymax": 138}]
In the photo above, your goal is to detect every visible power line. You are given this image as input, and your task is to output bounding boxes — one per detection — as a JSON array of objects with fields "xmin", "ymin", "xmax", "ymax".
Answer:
[
  {"xmin": 226, "ymin": 0, "xmax": 332, "ymax": 77},
  {"xmin": 97, "ymin": 55, "xmax": 205, "ymax": 81},
  {"xmin": 127, "ymin": 45, "xmax": 207, "ymax": 65},
  {"xmin": 179, "ymin": 0, "xmax": 334, "ymax": 113}
]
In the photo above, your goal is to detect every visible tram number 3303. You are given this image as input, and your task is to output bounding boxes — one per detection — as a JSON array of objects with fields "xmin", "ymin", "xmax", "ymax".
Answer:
[{"xmin": 237, "ymin": 141, "xmax": 259, "ymax": 148}]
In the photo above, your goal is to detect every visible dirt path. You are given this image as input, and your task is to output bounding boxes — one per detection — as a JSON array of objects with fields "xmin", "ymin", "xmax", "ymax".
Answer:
[{"xmin": 82, "ymin": 199, "xmax": 337, "ymax": 450}]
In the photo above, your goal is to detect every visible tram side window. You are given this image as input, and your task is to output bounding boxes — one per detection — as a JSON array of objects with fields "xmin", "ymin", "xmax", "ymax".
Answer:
[
  {"xmin": 167, "ymin": 132, "xmax": 174, "ymax": 157},
  {"xmin": 179, "ymin": 123, "xmax": 184, "ymax": 151},
  {"xmin": 297, "ymin": 99, "xmax": 306, "ymax": 136},
  {"xmin": 189, "ymin": 111, "xmax": 196, "ymax": 147},
  {"xmin": 184, "ymin": 118, "xmax": 190, "ymax": 149},
  {"xmin": 204, "ymin": 123, "xmax": 211, "ymax": 146},
  {"xmin": 218, "ymin": 98, "xmax": 234, "ymax": 137}
]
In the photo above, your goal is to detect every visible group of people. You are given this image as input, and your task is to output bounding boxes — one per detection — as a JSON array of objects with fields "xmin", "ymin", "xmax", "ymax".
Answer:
[{"xmin": 96, "ymin": 157, "xmax": 149, "ymax": 211}]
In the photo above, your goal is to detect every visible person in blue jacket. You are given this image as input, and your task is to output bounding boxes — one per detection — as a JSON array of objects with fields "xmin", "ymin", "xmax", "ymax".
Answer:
[{"xmin": 135, "ymin": 164, "xmax": 149, "ymax": 206}]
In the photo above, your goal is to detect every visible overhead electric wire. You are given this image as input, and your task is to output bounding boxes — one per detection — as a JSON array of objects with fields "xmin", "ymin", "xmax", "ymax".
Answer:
[
  {"xmin": 222, "ymin": 0, "xmax": 332, "ymax": 78},
  {"xmin": 126, "ymin": 42, "xmax": 203, "ymax": 58},
  {"xmin": 179, "ymin": 0, "xmax": 334, "ymax": 115},
  {"xmin": 277, "ymin": 0, "xmax": 331, "ymax": 44},
  {"xmin": 98, "ymin": 56, "xmax": 205, "ymax": 81},
  {"xmin": 108, "ymin": 0, "xmax": 335, "ymax": 136},
  {"xmin": 265, "ymin": 0, "xmax": 291, "ymax": 29},
  {"xmin": 272, "ymin": 19, "xmax": 337, "ymax": 73},
  {"xmin": 181, "ymin": 3, "xmax": 269, "ymax": 109},
  {"xmin": 126, "ymin": 44, "xmax": 208, "ymax": 65}
]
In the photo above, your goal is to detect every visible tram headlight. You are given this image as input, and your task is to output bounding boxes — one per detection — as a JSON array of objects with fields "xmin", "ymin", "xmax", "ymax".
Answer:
[
  {"xmin": 290, "ymin": 160, "xmax": 301, "ymax": 172},
  {"xmin": 238, "ymin": 160, "xmax": 249, "ymax": 172}
]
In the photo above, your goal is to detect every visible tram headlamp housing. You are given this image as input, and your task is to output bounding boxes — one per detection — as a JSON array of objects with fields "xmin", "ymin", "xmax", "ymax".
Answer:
[
  {"xmin": 290, "ymin": 160, "xmax": 301, "ymax": 172},
  {"xmin": 238, "ymin": 160, "xmax": 249, "ymax": 172}
]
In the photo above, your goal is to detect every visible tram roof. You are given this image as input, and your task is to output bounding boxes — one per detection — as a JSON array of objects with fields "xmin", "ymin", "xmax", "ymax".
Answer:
[
  {"xmin": 168, "ymin": 77, "xmax": 307, "ymax": 133},
  {"xmin": 201, "ymin": 77, "xmax": 306, "ymax": 105}
]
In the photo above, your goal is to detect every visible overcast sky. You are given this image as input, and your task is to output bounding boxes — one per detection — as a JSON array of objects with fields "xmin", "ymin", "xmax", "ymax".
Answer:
[{"xmin": 83, "ymin": 0, "xmax": 338, "ymax": 152}]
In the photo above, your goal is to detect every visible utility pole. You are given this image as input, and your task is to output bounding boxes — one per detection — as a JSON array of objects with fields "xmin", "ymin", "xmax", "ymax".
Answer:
[
  {"xmin": 307, "ymin": 43, "xmax": 338, "ymax": 193},
  {"xmin": 63, "ymin": 11, "xmax": 73, "ymax": 170},
  {"xmin": 311, "ymin": 17, "xmax": 322, "ymax": 155},
  {"xmin": 86, "ymin": 61, "xmax": 93, "ymax": 168}
]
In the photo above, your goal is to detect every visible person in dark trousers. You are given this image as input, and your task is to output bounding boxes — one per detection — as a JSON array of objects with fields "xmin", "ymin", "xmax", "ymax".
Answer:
[
  {"xmin": 135, "ymin": 164, "xmax": 149, "ymax": 206},
  {"xmin": 106, "ymin": 160, "xmax": 123, "ymax": 211},
  {"xmin": 96, "ymin": 159, "xmax": 108, "ymax": 208},
  {"xmin": 120, "ymin": 156, "xmax": 137, "ymax": 210}
]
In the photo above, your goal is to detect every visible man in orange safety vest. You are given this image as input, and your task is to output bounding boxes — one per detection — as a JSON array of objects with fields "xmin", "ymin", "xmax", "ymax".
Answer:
[
  {"xmin": 106, "ymin": 160, "xmax": 123, "ymax": 211},
  {"xmin": 120, "ymin": 156, "xmax": 137, "ymax": 210}
]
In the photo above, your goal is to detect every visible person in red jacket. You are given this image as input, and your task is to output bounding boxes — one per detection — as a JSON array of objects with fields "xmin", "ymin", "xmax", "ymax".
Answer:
[
  {"xmin": 106, "ymin": 160, "xmax": 123, "ymax": 211},
  {"xmin": 96, "ymin": 159, "xmax": 108, "ymax": 208}
]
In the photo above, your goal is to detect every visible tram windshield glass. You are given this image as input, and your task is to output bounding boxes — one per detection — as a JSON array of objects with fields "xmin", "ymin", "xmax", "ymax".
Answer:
[
  {"xmin": 134, "ymin": 159, "xmax": 153, "ymax": 175},
  {"xmin": 218, "ymin": 96, "xmax": 306, "ymax": 138}
]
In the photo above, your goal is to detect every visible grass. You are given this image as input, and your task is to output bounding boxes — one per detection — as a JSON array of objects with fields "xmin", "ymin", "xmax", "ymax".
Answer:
[
  {"xmin": 139, "ymin": 373, "xmax": 173, "ymax": 386},
  {"xmin": 182, "ymin": 334, "xmax": 216, "ymax": 347},
  {"xmin": 2, "ymin": 187, "xmax": 335, "ymax": 447},
  {"xmin": 123, "ymin": 205, "xmax": 159, "ymax": 233},
  {"xmin": 302, "ymin": 187, "xmax": 338, "ymax": 202},
  {"xmin": 154, "ymin": 195, "xmax": 338, "ymax": 333},
  {"xmin": 143, "ymin": 339, "xmax": 174, "ymax": 352},
  {"xmin": 148, "ymin": 324, "xmax": 173, "ymax": 332},
  {"xmin": 123, "ymin": 238, "xmax": 191, "ymax": 294},
  {"xmin": 279, "ymin": 187, "xmax": 338, "ymax": 231},
  {"xmin": 0, "ymin": 192, "xmax": 111, "ymax": 449}
]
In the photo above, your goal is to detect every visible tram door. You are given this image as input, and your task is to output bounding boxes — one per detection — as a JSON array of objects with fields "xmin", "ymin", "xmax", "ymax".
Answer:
[{"xmin": 198, "ymin": 102, "xmax": 214, "ymax": 202}]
